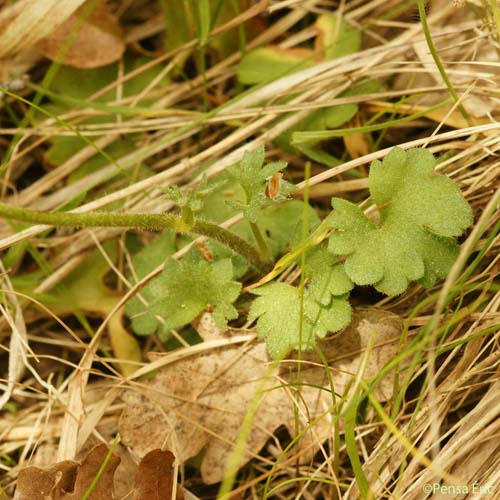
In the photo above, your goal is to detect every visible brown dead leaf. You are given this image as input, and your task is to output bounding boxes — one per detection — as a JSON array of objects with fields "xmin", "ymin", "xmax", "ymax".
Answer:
[
  {"xmin": 133, "ymin": 449, "xmax": 184, "ymax": 500},
  {"xmin": 119, "ymin": 308, "xmax": 404, "ymax": 484},
  {"xmin": 66, "ymin": 443, "xmax": 120, "ymax": 500},
  {"xmin": 287, "ymin": 307, "xmax": 404, "ymax": 401},
  {"xmin": 14, "ymin": 444, "xmax": 120, "ymax": 500},
  {"xmin": 14, "ymin": 460, "xmax": 78, "ymax": 500},
  {"xmin": 120, "ymin": 342, "xmax": 288, "ymax": 484},
  {"xmin": 13, "ymin": 443, "xmax": 188, "ymax": 499},
  {"xmin": 192, "ymin": 311, "xmax": 226, "ymax": 341},
  {"xmin": 35, "ymin": 0, "xmax": 124, "ymax": 69}
]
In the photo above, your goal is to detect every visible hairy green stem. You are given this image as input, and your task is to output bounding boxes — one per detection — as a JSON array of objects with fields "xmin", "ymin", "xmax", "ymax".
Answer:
[
  {"xmin": 192, "ymin": 220, "xmax": 272, "ymax": 272},
  {"xmin": 0, "ymin": 202, "xmax": 271, "ymax": 273}
]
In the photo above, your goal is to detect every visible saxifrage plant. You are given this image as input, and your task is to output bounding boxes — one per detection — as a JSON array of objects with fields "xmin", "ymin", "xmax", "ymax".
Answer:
[{"xmin": 0, "ymin": 146, "xmax": 473, "ymax": 359}]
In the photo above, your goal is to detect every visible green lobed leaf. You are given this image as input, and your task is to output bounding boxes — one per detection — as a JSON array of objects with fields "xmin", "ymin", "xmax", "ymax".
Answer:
[
  {"xmin": 249, "ymin": 282, "xmax": 351, "ymax": 359},
  {"xmin": 328, "ymin": 147, "xmax": 473, "ymax": 295},
  {"xmin": 152, "ymin": 258, "xmax": 241, "ymax": 336},
  {"xmin": 303, "ymin": 292, "xmax": 352, "ymax": 336},
  {"xmin": 127, "ymin": 246, "xmax": 241, "ymax": 339},
  {"xmin": 369, "ymin": 147, "xmax": 473, "ymax": 237},
  {"xmin": 125, "ymin": 232, "xmax": 177, "ymax": 336},
  {"xmin": 303, "ymin": 244, "xmax": 353, "ymax": 305}
]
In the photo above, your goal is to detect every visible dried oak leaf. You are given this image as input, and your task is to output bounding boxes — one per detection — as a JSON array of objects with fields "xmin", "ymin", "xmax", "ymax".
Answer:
[
  {"xmin": 14, "ymin": 460, "xmax": 77, "ymax": 500},
  {"xmin": 119, "ymin": 309, "xmax": 403, "ymax": 484},
  {"xmin": 288, "ymin": 307, "xmax": 405, "ymax": 401},
  {"xmin": 133, "ymin": 449, "xmax": 184, "ymax": 500},
  {"xmin": 14, "ymin": 444, "xmax": 120, "ymax": 500},
  {"xmin": 35, "ymin": 0, "xmax": 124, "ymax": 69},
  {"xmin": 120, "ymin": 342, "xmax": 290, "ymax": 484}
]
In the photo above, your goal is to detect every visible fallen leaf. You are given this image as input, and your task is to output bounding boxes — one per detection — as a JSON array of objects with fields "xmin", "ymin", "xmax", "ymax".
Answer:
[
  {"xmin": 120, "ymin": 342, "xmax": 285, "ymax": 484},
  {"xmin": 13, "ymin": 444, "xmax": 188, "ymax": 499},
  {"xmin": 119, "ymin": 308, "xmax": 404, "ymax": 483},
  {"xmin": 14, "ymin": 444, "xmax": 120, "ymax": 500},
  {"xmin": 289, "ymin": 307, "xmax": 405, "ymax": 401},
  {"xmin": 65, "ymin": 444, "xmax": 120, "ymax": 500},
  {"xmin": 193, "ymin": 311, "xmax": 226, "ymax": 341},
  {"xmin": 35, "ymin": 0, "xmax": 124, "ymax": 68},
  {"xmin": 133, "ymin": 449, "xmax": 184, "ymax": 500},
  {"xmin": 14, "ymin": 460, "xmax": 78, "ymax": 500}
]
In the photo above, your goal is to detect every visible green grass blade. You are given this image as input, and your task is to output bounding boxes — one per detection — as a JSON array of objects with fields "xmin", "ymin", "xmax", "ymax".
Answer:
[
  {"xmin": 199, "ymin": 0, "xmax": 211, "ymax": 46},
  {"xmin": 292, "ymin": 99, "xmax": 451, "ymax": 144},
  {"xmin": 80, "ymin": 436, "xmax": 119, "ymax": 500}
]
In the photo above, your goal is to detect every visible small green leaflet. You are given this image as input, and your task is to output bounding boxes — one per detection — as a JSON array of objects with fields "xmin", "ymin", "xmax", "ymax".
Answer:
[
  {"xmin": 249, "ymin": 283, "xmax": 351, "ymax": 359},
  {"xmin": 328, "ymin": 147, "xmax": 473, "ymax": 295},
  {"xmin": 163, "ymin": 174, "xmax": 227, "ymax": 227},
  {"xmin": 127, "ymin": 251, "xmax": 241, "ymax": 339},
  {"xmin": 303, "ymin": 244, "xmax": 353, "ymax": 305},
  {"xmin": 227, "ymin": 146, "xmax": 295, "ymax": 222}
]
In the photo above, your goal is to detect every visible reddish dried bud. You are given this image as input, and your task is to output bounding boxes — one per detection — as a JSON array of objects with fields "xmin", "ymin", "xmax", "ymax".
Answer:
[{"xmin": 265, "ymin": 172, "xmax": 282, "ymax": 199}]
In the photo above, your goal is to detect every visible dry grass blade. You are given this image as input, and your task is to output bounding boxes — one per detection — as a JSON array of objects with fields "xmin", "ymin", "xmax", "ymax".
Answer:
[
  {"xmin": 0, "ymin": 261, "xmax": 29, "ymax": 410},
  {"xmin": 0, "ymin": 0, "xmax": 87, "ymax": 58}
]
